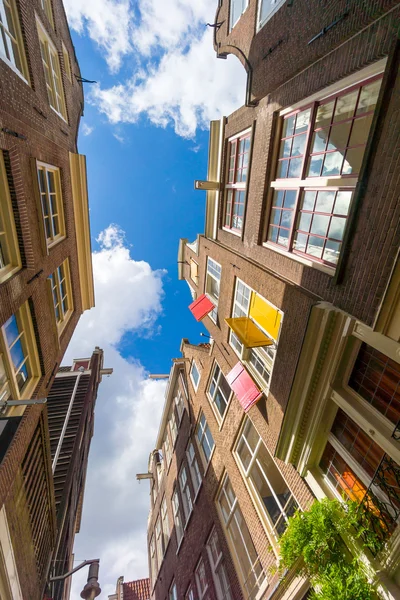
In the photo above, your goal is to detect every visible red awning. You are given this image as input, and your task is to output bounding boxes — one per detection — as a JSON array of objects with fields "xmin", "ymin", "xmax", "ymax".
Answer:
[
  {"xmin": 189, "ymin": 294, "xmax": 215, "ymax": 321},
  {"xmin": 226, "ymin": 363, "xmax": 263, "ymax": 412}
]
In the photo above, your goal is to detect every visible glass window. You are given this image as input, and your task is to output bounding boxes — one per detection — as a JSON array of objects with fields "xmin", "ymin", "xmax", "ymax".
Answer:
[
  {"xmin": 207, "ymin": 529, "xmax": 233, "ymax": 600},
  {"xmin": 37, "ymin": 163, "xmax": 65, "ymax": 247},
  {"xmin": 267, "ymin": 76, "xmax": 383, "ymax": 267},
  {"xmin": 175, "ymin": 390, "xmax": 185, "ymax": 422},
  {"xmin": 235, "ymin": 418, "xmax": 298, "ymax": 541},
  {"xmin": 169, "ymin": 583, "xmax": 178, "ymax": 600},
  {"xmin": 155, "ymin": 516, "xmax": 164, "ymax": 565},
  {"xmin": 230, "ymin": 0, "xmax": 249, "ymax": 29},
  {"xmin": 206, "ymin": 258, "xmax": 221, "ymax": 323},
  {"xmin": 40, "ymin": 0, "xmax": 54, "ymax": 26},
  {"xmin": 185, "ymin": 587, "xmax": 195, "ymax": 600},
  {"xmin": 0, "ymin": 0, "xmax": 29, "ymax": 79},
  {"xmin": 190, "ymin": 259, "xmax": 199, "ymax": 285},
  {"xmin": 207, "ymin": 362, "xmax": 231, "ymax": 422},
  {"xmin": 0, "ymin": 152, "xmax": 21, "ymax": 283},
  {"xmin": 190, "ymin": 361, "xmax": 200, "ymax": 390},
  {"xmin": 258, "ymin": 0, "xmax": 285, "ymax": 30},
  {"xmin": 0, "ymin": 302, "xmax": 40, "ymax": 400},
  {"xmin": 149, "ymin": 535, "xmax": 157, "ymax": 584},
  {"xmin": 179, "ymin": 465, "xmax": 193, "ymax": 523},
  {"xmin": 49, "ymin": 259, "xmax": 73, "ymax": 333},
  {"xmin": 163, "ymin": 431, "xmax": 172, "ymax": 466},
  {"xmin": 161, "ymin": 496, "xmax": 170, "ymax": 548},
  {"xmin": 37, "ymin": 21, "xmax": 67, "ymax": 119},
  {"xmin": 195, "ymin": 559, "xmax": 209, "ymax": 599},
  {"xmin": 172, "ymin": 489, "xmax": 184, "ymax": 547},
  {"xmin": 187, "ymin": 441, "xmax": 202, "ymax": 496},
  {"xmin": 196, "ymin": 413, "xmax": 215, "ymax": 464},
  {"xmin": 217, "ymin": 475, "xmax": 265, "ymax": 599},
  {"xmin": 169, "ymin": 410, "xmax": 178, "ymax": 446},
  {"xmin": 224, "ymin": 132, "xmax": 251, "ymax": 233}
]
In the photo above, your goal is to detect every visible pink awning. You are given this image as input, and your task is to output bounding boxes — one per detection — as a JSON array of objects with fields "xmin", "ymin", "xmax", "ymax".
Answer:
[
  {"xmin": 189, "ymin": 294, "xmax": 215, "ymax": 322},
  {"xmin": 226, "ymin": 363, "xmax": 263, "ymax": 412}
]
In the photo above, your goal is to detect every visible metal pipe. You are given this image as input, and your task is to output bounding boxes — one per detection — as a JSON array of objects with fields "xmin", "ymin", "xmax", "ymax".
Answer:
[{"xmin": 52, "ymin": 366, "xmax": 85, "ymax": 474}]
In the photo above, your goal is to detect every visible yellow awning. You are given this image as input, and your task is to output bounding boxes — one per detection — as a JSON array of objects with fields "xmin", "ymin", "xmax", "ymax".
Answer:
[
  {"xmin": 225, "ymin": 317, "xmax": 274, "ymax": 348},
  {"xmin": 249, "ymin": 294, "xmax": 282, "ymax": 341}
]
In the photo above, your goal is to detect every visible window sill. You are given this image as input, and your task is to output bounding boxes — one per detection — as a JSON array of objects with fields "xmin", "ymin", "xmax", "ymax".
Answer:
[
  {"xmin": 263, "ymin": 242, "xmax": 336, "ymax": 277},
  {"xmin": 50, "ymin": 104, "xmax": 68, "ymax": 123},
  {"xmin": 47, "ymin": 235, "xmax": 66, "ymax": 250},
  {"xmin": 222, "ymin": 226, "xmax": 242, "ymax": 238},
  {"xmin": 0, "ymin": 264, "xmax": 21, "ymax": 285}
]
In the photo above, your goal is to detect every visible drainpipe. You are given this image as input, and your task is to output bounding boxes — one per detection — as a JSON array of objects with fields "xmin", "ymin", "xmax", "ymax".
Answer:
[{"xmin": 52, "ymin": 366, "xmax": 85, "ymax": 474}]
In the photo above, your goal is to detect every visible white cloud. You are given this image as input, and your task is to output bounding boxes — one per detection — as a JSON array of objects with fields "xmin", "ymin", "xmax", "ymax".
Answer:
[
  {"xmin": 81, "ymin": 122, "xmax": 94, "ymax": 136},
  {"xmin": 91, "ymin": 30, "xmax": 246, "ymax": 138},
  {"xmin": 63, "ymin": 225, "xmax": 168, "ymax": 595},
  {"xmin": 113, "ymin": 133, "xmax": 125, "ymax": 144},
  {"xmin": 63, "ymin": 0, "xmax": 132, "ymax": 72}
]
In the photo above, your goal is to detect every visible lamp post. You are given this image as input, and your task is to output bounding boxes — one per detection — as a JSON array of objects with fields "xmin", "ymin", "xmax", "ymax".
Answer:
[{"xmin": 49, "ymin": 559, "xmax": 101, "ymax": 599}]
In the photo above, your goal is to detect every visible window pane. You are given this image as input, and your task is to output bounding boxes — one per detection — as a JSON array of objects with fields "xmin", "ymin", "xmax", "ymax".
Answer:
[
  {"xmin": 333, "ymin": 90, "xmax": 358, "ymax": 122},
  {"xmin": 357, "ymin": 79, "xmax": 380, "ymax": 115}
]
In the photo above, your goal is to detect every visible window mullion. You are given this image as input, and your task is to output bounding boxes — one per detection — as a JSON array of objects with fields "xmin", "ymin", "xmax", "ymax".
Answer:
[{"xmin": 287, "ymin": 188, "xmax": 302, "ymax": 251}]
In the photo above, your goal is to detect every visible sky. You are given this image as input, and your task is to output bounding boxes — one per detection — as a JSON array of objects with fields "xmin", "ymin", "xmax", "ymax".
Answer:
[{"xmin": 61, "ymin": 0, "xmax": 247, "ymax": 597}]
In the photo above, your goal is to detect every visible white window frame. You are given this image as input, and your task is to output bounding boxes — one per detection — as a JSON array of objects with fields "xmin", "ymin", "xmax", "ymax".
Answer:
[
  {"xmin": 185, "ymin": 586, "xmax": 195, "ymax": 600},
  {"xmin": 0, "ymin": 302, "xmax": 41, "ymax": 405},
  {"xmin": 169, "ymin": 410, "xmax": 178, "ymax": 446},
  {"xmin": 48, "ymin": 258, "xmax": 73, "ymax": 335},
  {"xmin": 149, "ymin": 535, "xmax": 157, "ymax": 586},
  {"xmin": 179, "ymin": 465, "xmax": 193, "ymax": 524},
  {"xmin": 0, "ymin": 0, "xmax": 29, "ymax": 82},
  {"xmin": 61, "ymin": 41, "xmax": 71, "ymax": 81},
  {"xmin": 175, "ymin": 389, "xmax": 185, "ymax": 423},
  {"xmin": 257, "ymin": 0, "xmax": 285, "ymax": 31},
  {"xmin": 229, "ymin": 0, "xmax": 249, "ymax": 30},
  {"xmin": 190, "ymin": 360, "xmax": 200, "ymax": 391},
  {"xmin": 234, "ymin": 417, "xmax": 298, "ymax": 548},
  {"xmin": 190, "ymin": 258, "xmax": 199, "ymax": 285},
  {"xmin": 207, "ymin": 361, "xmax": 232, "ymax": 425},
  {"xmin": 155, "ymin": 515, "xmax": 163, "ymax": 568},
  {"xmin": 229, "ymin": 278, "xmax": 278, "ymax": 393},
  {"xmin": 187, "ymin": 441, "xmax": 202, "ymax": 497},
  {"xmin": 36, "ymin": 18, "xmax": 67, "ymax": 120},
  {"xmin": 169, "ymin": 582, "xmax": 178, "ymax": 600},
  {"xmin": 196, "ymin": 412, "xmax": 215, "ymax": 467},
  {"xmin": 163, "ymin": 431, "xmax": 172, "ymax": 467},
  {"xmin": 161, "ymin": 495, "xmax": 170, "ymax": 549},
  {"xmin": 0, "ymin": 152, "xmax": 21, "ymax": 284},
  {"xmin": 172, "ymin": 489, "xmax": 184, "ymax": 549},
  {"xmin": 36, "ymin": 161, "xmax": 66, "ymax": 249},
  {"xmin": 206, "ymin": 528, "xmax": 233, "ymax": 600},
  {"xmin": 217, "ymin": 474, "xmax": 266, "ymax": 599},
  {"xmin": 195, "ymin": 558, "xmax": 209, "ymax": 599},
  {"xmin": 205, "ymin": 257, "xmax": 221, "ymax": 323}
]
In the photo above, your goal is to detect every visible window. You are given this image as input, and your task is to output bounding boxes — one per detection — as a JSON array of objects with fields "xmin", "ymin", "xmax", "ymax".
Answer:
[
  {"xmin": 161, "ymin": 496, "xmax": 170, "ymax": 548},
  {"xmin": 155, "ymin": 516, "xmax": 163, "ymax": 567},
  {"xmin": 228, "ymin": 278, "xmax": 279, "ymax": 391},
  {"xmin": 169, "ymin": 583, "xmax": 178, "ymax": 600},
  {"xmin": 40, "ymin": 0, "xmax": 53, "ymax": 26},
  {"xmin": 190, "ymin": 259, "xmax": 199, "ymax": 285},
  {"xmin": 196, "ymin": 413, "xmax": 215, "ymax": 465},
  {"xmin": 217, "ymin": 474, "xmax": 265, "ymax": 599},
  {"xmin": 163, "ymin": 431, "xmax": 172, "ymax": 466},
  {"xmin": 224, "ymin": 131, "xmax": 251, "ymax": 233},
  {"xmin": 207, "ymin": 362, "xmax": 232, "ymax": 423},
  {"xmin": 187, "ymin": 442, "xmax": 202, "ymax": 496},
  {"xmin": 151, "ymin": 482, "xmax": 157, "ymax": 506},
  {"xmin": 230, "ymin": 0, "xmax": 248, "ymax": 29},
  {"xmin": 267, "ymin": 75, "xmax": 383, "ymax": 267},
  {"xmin": 0, "ymin": 0, "xmax": 29, "ymax": 80},
  {"xmin": 195, "ymin": 559, "xmax": 209, "ymax": 599},
  {"xmin": 49, "ymin": 259, "xmax": 73, "ymax": 334},
  {"xmin": 169, "ymin": 410, "xmax": 178, "ymax": 446},
  {"xmin": 149, "ymin": 535, "xmax": 157, "ymax": 585},
  {"xmin": 205, "ymin": 258, "xmax": 221, "ymax": 323},
  {"xmin": 179, "ymin": 465, "xmax": 193, "ymax": 523},
  {"xmin": 175, "ymin": 390, "xmax": 185, "ymax": 423},
  {"xmin": 62, "ymin": 42, "xmax": 72, "ymax": 81},
  {"xmin": 185, "ymin": 586, "xmax": 195, "ymax": 600},
  {"xmin": 37, "ymin": 20, "xmax": 67, "ymax": 119},
  {"xmin": 235, "ymin": 418, "xmax": 298, "ymax": 543},
  {"xmin": 0, "ymin": 152, "xmax": 21, "ymax": 283},
  {"xmin": 190, "ymin": 361, "xmax": 200, "ymax": 390},
  {"xmin": 258, "ymin": 0, "xmax": 285, "ymax": 30},
  {"xmin": 207, "ymin": 529, "xmax": 233, "ymax": 600},
  {"xmin": 0, "ymin": 302, "xmax": 40, "ymax": 402},
  {"xmin": 36, "ymin": 163, "xmax": 65, "ymax": 248},
  {"xmin": 172, "ymin": 489, "xmax": 184, "ymax": 547}
]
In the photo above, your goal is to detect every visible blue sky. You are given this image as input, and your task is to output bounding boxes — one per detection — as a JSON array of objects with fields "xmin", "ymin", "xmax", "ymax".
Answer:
[{"xmin": 61, "ymin": 0, "xmax": 246, "ymax": 596}]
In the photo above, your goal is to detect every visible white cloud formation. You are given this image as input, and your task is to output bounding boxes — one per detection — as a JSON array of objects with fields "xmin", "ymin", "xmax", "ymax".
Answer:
[
  {"xmin": 63, "ymin": 0, "xmax": 132, "ymax": 72},
  {"xmin": 63, "ymin": 225, "xmax": 168, "ymax": 596},
  {"xmin": 64, "ymin": 0, "xmax": 246, "ymax": 138},
  {"xmin": 91, "ymin": 30, "xmax": 246, "ymax": 138},
  {"xmin": 81, "ymin": 122, "xmax": 94, "ymax": 136}
]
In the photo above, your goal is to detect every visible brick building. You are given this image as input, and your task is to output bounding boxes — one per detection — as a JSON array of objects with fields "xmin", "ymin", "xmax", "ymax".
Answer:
[
  {"xmin": 109, "ymin": 576, "xmax": 151, "ymax": 600},
  {"xmin": 166, "ymin": 1, "xmax": 400, "ymax": 598},
  {"xmin": 0, "ymin": 0, "xmax": 94, "ymax": 597},
  {"xmin": 47, "ymin": 349, "xmax": 112, "ymax": 600}
]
